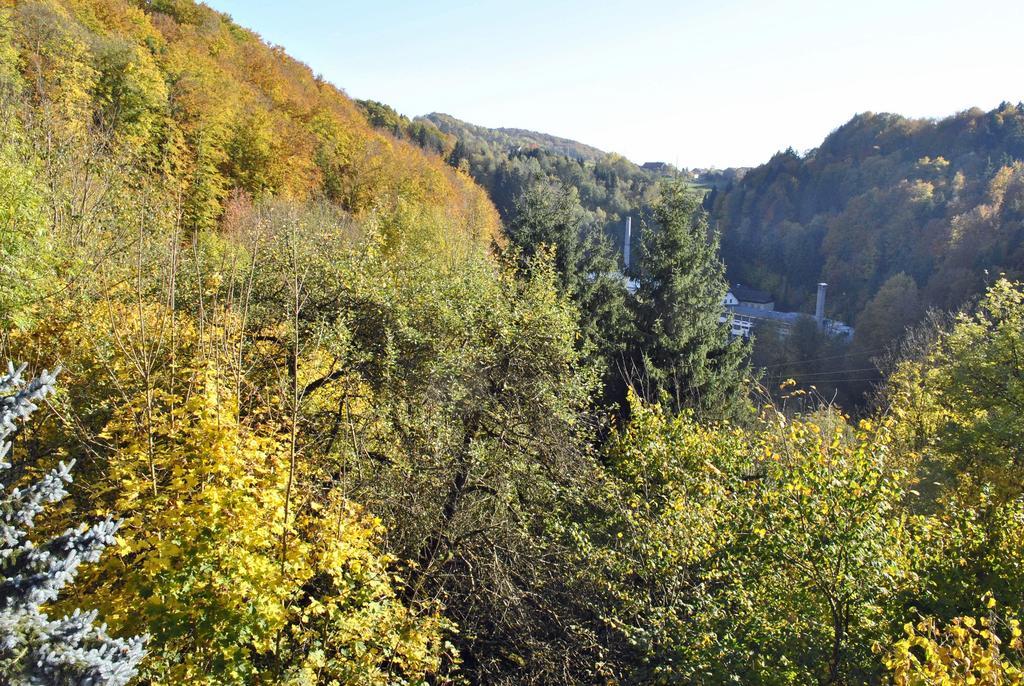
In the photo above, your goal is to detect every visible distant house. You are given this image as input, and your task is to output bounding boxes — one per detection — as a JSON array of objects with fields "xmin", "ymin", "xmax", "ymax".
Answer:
[
  {"xmin": 721, "ymin": 282, "xmax": 853, "ymax": 340},
  {"xmin": 727, "ymin": 283, "xmax": 774, "ymax": 310}
]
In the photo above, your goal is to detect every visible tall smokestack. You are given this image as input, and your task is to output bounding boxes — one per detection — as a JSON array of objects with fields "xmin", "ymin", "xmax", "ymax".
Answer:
[
  {"xmin": 815, "ymin": 282, "xmax": 827, "ymax": 327},
  {"xmin": 623, "ymin": 216, "xmax": 632, "ymax": 270}
]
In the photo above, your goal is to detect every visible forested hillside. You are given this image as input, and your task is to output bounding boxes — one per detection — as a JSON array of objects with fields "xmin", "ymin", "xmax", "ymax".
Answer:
[
  {"xmin": 1, "ymin": 0, "xmax": 498, "ymax": 260},
  {"xmin": 713, "ymin": 103, "xmax": 1024, "ymax": 334},
  {"xmin": 423, "ymin": 112, "xmax": 611, "ymax": 163},
  {"xmin": 0, "ymin": 0, "xmax": 748, "ymax": 681},
  {"xmin": 417, "ymin": 111, "xmax": 674, "ymax": 233},
  {"xmin": 4, "ymin": 1, "xmax": 1024, "ymax": 684}
]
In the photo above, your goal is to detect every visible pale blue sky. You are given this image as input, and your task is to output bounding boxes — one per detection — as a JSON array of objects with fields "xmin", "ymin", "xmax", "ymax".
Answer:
[{"xmin": 204, "ymin": 0, "xmax": 1024, "ymax": 168}]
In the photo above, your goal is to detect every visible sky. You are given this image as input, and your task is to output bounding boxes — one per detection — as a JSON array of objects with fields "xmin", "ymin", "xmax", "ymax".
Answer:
[{"xmin": 204, "ymin": 0, "xmax": 1024, "ymax": 169}]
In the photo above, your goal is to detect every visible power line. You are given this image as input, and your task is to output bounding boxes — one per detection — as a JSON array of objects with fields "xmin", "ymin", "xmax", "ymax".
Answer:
[
  {"xmin": 757, "ymin": 346, "xmax": 890, "ymax": 370},
  {"xmin": 762, "ymin": 366, "xmax": 882, "ymax": 379},
  {"xmin": 773, "ymin": 376, "xmax": 886, "ymax": 385}
]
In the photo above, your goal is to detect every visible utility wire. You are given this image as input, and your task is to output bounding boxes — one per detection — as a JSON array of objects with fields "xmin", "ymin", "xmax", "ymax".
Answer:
[
  {"xmin": 761, "ymin": 366, "xmax": 882, "ymax": 379},
  {"xmin": 756, "ymin": 346, "xmax": 889, "ymax": 370},
  {"xmin": 775, "ymin": 376, "xmax": 886, "ymax": 384}
]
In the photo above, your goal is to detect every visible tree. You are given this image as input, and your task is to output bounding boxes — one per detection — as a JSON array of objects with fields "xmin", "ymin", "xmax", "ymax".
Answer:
[
  {"xmin": 578, "ymin": 391, "xmax": 746, "ymax": 684},
  {"xmin": 853, "ymin": 273, "xmax": 922, "ymax": 359},
  {"xmin": 732, "ymin": 413, "xmax": 913, "ymax": 685},
  {"xmin": 48, "ymin": 298, "xmax": 452, "ymax": 685},
  {"xmin": 884, "ymin": 279, "xmax": 1024, "ymax": 630},
  {"xmin": 0, "ymin": 362, "xmax": 146, "ymax": 686},
  {"xmin": 356, "ymin": 254, "xmax": 600, "ymax": 684},
  {"xmin": 630, "ymin": 180, "xmax": 749, "ymax": 419},
  {"xmin": 505, "ymin": 181, "xmax": 588, "ymax": 292},
  {"xmin": 504, "ymin": 180, "xmax": 633, "ymax": 402},
  {"xmin": 887, "ymin": 278, "xmax": 1024, "ymax": 494},
  {"xmin": 584, "ymin": 393, "xmax": 914, "ymax": 685}
]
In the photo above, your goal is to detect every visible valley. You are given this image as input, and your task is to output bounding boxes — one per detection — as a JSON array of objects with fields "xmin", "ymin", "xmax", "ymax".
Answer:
[{"xmin": 1, "ymin": 2, "xmax": 1022, "ymax": 685}]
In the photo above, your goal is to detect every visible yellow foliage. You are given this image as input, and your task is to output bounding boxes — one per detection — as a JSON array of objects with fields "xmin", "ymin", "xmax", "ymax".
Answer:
[
  {"xmin": 44, "ymin": 302, "xmax": 450, "ymax": 684},
  {"xmin": 884, "ymin": 606, "xmax": 1024, "ymax": 686},
  {"xmin": 7, "ymin": 0, "xmax": 500, "ymax": 241}
]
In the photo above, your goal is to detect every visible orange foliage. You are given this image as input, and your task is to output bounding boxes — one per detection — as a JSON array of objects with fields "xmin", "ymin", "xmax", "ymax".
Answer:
[{"xmin": 31, "ymin": 0, "xmax": 500, "ymax": 241}]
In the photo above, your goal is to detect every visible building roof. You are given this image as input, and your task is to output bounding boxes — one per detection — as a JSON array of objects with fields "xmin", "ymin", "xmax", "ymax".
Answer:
[
  {"xmin": 730, "ymin": 283, "xmax": 773, "ymax": 304},
  {"xmin": 729, "ymin": 305, "xmax": 804, "ymax": 324}
]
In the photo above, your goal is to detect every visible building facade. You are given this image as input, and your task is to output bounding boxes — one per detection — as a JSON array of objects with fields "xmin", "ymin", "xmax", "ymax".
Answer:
[{"xmin": 721, "ymin": 282, "xmax": 853, "ymax": 340}]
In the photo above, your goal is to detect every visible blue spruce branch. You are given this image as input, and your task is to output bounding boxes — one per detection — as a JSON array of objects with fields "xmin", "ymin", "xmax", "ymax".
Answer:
[{"xmin": 0, "ymin": 362, "xmax": 147, "ymax": 686}]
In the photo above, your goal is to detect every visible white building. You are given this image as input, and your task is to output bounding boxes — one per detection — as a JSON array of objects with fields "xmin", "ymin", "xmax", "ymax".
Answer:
[
  {"xmin": 721, "ymin": 282, "xmax": 853, "ymax": 340},
  {"xmin": 725, "ymin": 283, "xmax": 775, "ymax": 310}
]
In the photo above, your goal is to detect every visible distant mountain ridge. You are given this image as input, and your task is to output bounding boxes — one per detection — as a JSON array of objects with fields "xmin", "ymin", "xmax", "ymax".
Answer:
[{"xmin": 421, "ymin": 113, "xmax": 611, "ymax": 162}]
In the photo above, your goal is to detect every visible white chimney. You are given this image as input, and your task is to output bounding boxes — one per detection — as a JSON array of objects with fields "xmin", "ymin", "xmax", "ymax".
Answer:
[
  {"xmin": 815, "ymin": 282, "xmax": 827, "ymax": 326},
  {"xmin": 623, "ymin": 216, "xmax": 632, "ymax": 270}
]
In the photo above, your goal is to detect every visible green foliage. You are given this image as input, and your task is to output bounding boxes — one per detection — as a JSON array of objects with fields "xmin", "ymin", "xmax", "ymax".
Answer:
[
  {"xmin": 0, "ymin": 130, "xmax": 47, "ymax": 330},
  {"xmin": 333, "ymin": 247, "xmax": 601, "ymax": 684},
  {"xmin": 905, "ymin": 485, "xmax": 1024, "ymax": 626},
  {"xmin": 885, "ymin": 279, "xmax": 1024, "ymax": 637},
  {"xmin": 416, "ymin": 112, "xmax": 671, "ymax": 237},
  {"xmin": 586, "ymin": 394, "xmax": 913, "ymax": 685},
  {"xmin": 631, "ymin": 180, "xmax": 750, "ymax": 419},
  {"xmin": 89, "ymin": 33, "xmax": 168, "ymax": 146},
  {"xmin": 32, "ymin": 300, "xmax": 453, "ymax": 685},
  {"xmin": 0, "ymin": 7, "xmax": 48, "ymax": 330},
  {"xmin": 581, "ymin": 393, "xmax": 747, "ymax": 684},
  {"xmin": 730, "ymin": 415, "xmax": 913, "ymax": 685},
  {"xmin": 503, "ymin": 181, "xmax": 633, "ymax": 394},
  {"xmin": 355, "ymin": 100, "xmax": 451, "ymax": 156},
  {"xmin": 889, "ymin": 278, "xmax": 1024, "ymax": 491},
  {"xmin": 425, "ymin": 112, "xmax": 612, "ymax": 164},
  {"xmin": 15, "ymin": 186, "xmax": 605, "ymax": 684}
]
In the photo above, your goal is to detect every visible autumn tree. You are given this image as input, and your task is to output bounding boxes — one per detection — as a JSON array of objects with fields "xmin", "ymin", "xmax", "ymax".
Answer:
[
  {"xmin": 885, "ymin": 279, "xmax": 1024, "ymax": 631},
  {"xmin": 585, "ymin": 395, "xmax": 914, "ymax": 685},
  {"xmin": 887, "ymin": 278, "xmax": 1024, "ymax": 493},
  {"xmin": 55, "ymin": 304, "xmax": 452, "ymax": 685}
]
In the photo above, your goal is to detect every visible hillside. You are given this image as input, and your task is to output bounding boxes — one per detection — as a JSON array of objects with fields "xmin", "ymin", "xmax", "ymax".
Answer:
[
  {"xmin": 6, "ymin": 2, "xmax": 1024, "ymax": 686},
  {"xmin": 413, "ymin": 111, "xmax": 678, "ymax": 238},
  {"xmin": 712, "ymin": 103, "xmax": 1024, "ymax": 337},
  {"xmin": 1, "ymin": 0, "xmax": 498, "ymax": 252},
  {"xmin": 423, "ymin": 112, "xmax": 611, "ymax": 162}
]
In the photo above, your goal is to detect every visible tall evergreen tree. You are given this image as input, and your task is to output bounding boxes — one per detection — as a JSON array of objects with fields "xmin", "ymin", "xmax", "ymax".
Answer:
[
  {"xmin": 505, "ymin": 181, "xmax": 634, "ymax": 402},
  {"xmin": 505, "ymin": 181, "xmax": 588, "ymax": 291},
  {"xmin": 630, "ymin": 180, "xmax": 750, "ymax": 419}
]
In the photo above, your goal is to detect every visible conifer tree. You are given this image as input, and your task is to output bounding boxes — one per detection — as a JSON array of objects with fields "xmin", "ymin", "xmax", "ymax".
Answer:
[
  {"xmin": 0, "ymin": 362, "xmax": 146, "ymax": 686},
  {"xmin": 505, "ymin": 181, "xmax": 634, "ymax": 401},
  {"xmin": 630, "ymin": 180, "xmax": 749, "ymax": 419}
]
